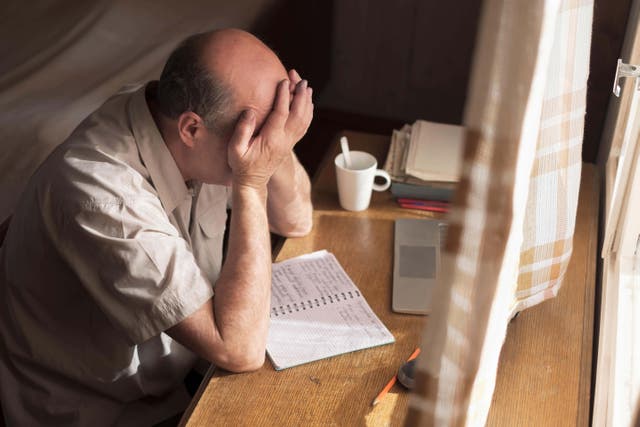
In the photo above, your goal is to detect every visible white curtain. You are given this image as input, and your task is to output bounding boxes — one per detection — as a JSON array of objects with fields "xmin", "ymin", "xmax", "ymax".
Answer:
[{"xmin": 406, "ymin": 0, "xmax": 593, "ymax": 424}]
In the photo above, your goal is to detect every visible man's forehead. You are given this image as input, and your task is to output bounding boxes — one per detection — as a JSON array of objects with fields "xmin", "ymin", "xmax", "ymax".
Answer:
[
  {"xmin": 200, "ymin": 30, "xmax": 288, "ymax": 133},
  {"xmin": 229, "ymin": 64, "xmax": 287, "ymax": 129}
]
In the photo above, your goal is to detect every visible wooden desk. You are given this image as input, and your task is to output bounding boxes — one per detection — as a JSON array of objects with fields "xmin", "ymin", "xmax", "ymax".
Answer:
[{"xmin": 180, "ymin": 131, "xmax": 597, "ymax": 426}]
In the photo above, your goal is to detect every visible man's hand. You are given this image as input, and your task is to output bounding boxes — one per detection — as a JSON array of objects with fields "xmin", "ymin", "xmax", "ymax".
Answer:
[{"xmin": 228, "ymin": 77, "xmax": 313, "ymax": 189}]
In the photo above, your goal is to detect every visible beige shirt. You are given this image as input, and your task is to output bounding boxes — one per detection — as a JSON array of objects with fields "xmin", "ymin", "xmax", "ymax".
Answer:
[{"xmin": 0, "ymin": 84, "xmax": 229, "ymax": 426}]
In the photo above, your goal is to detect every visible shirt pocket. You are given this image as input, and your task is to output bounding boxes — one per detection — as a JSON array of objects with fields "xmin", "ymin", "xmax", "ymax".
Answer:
[
  {"xmin": 197, "ymin": 209, "xmax": 226, "ymax": 238},
  {"xmin": 192, "ymin": 208, "xmax": 227, "ymax": 285}
]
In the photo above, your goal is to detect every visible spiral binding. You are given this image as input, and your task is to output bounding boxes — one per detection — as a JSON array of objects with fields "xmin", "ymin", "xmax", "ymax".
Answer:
[{"xmin": 271, "ymin": 290, "xmax": 361, "ymax": 317}]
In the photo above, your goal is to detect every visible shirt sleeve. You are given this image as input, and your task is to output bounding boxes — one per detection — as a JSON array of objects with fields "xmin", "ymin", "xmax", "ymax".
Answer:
[{"xmin": 56, "ymin": 195, "xmax": 214, "ymax": 345}]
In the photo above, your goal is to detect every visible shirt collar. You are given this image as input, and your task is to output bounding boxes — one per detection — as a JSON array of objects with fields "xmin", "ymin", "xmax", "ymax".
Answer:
[{"xmin": 128, "ymin": 83, "xmax": 190, "ymax": 215}]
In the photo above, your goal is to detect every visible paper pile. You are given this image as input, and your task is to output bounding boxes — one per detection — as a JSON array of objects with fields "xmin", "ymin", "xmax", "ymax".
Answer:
[{"xmin": 383, "ymin": 120, "xmax": 465, "ymax": 201}]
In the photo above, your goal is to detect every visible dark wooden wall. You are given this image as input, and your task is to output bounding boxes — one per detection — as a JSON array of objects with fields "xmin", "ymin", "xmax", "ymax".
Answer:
[
  {"xmin": 316, "ymin": 0, "xmax": 481, "ymax": 126},
  {"xmin": 255, "ymin": 0, "xmax": 632, "ymax": 173}
]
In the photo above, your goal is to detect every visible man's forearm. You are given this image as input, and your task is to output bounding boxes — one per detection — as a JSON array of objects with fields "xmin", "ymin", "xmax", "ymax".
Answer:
[
  {"xmin": 267, "ymin": 152, "xmax": 312, "ymax": 237},
  {"xmin": 165, "ymin": 183, "xmax": 272, "ymax": 372},
  {"xmin": 210, "ymin": 184, "xmax": 272, "ymax": 370}
]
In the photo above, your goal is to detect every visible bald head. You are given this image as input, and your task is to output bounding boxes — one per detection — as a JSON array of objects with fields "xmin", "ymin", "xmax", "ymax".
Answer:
[
  {"xmin": 203, "ymin": 28, "xmax": 283, "ymax": 78},
  {"xmin": 203, "ymin": 29, "xmax": 288, "ymax": 129},
  {"xmin": 156, "ymin": 29, "xmax": 287, "ymax": 137}
]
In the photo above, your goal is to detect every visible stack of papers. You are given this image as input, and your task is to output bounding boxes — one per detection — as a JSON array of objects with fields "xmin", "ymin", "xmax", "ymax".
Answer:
[{"xmin": 384, "ymin": 120, "xmax": 465, "ymax": 201}]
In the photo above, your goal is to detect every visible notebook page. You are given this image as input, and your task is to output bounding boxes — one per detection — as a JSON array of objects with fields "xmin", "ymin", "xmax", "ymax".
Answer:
[{"xmin": 267, "ymin": 250, "xmax": 395, "ymax": 370}]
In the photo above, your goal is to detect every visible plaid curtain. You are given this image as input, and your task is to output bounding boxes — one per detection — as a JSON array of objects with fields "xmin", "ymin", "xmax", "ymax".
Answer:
[
  {"xmin": 406, "ymin": 0, "xmax": 593, "ymax": 425},
  {"xmin": 513, "ymin": 0, "xmax": 592, "ymax": 313}
]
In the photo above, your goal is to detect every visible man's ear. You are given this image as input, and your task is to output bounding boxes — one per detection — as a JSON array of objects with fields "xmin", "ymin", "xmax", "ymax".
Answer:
[{"xmin": 177, "ymin": 112, "xmax": 205, "ymax": 148}]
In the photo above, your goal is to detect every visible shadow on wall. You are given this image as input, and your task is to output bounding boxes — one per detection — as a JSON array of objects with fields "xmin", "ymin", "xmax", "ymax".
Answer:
[
  {"xmin": 0, "ymin": 0, "xmax": 296, "ymax": 222},
  {"xmin": 1, "ymin": 0, "xmax": 622, "ymax": 222}
]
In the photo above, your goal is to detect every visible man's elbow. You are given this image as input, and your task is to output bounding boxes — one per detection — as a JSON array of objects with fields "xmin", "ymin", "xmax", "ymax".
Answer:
[
  {"xmin": 271, "ymin": 214, "xmax": 313, "ymax": 238},
  {"xmin": 222, "ymin": 353, "xmax": 266, "ymax": 373},
  {"xmin": 212, "ymin": 347, "xmax": 266, "ymax": 373},
  {"xmin": 284, "ymin": 218, "xmax": 313, "ymax": 237}
]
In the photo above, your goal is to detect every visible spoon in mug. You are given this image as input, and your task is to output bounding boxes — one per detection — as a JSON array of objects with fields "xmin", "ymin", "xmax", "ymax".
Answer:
[{"xmin": 340, "ymin": 136, "xmax": 352, "ymax": 169}]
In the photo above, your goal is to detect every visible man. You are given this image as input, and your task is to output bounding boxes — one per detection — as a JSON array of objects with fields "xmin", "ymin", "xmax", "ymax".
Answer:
[{"xmin": 0, "ymin": 28, "xmax": 313, "ymax": 425}]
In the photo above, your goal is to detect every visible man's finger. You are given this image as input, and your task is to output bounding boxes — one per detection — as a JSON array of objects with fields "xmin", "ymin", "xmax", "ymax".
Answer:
[
  {"xmin": 302, "ymin": 85, "xmax": 313, "ymax": 120},
  {"xmin": 275, "ymin": 79, "xmax": 290, "ymax": 113},
  {"xmin": 289, "ymin": 80, "xmax": 308, "ymax": 119},
  {"xmin": 229, "ymin": 110, "xmax": 256, "ymax": 158},
  {"xmin": 289, "ymin": 69, "xmax": 302, "ymax": 93},
  {"xmin": 264, "ymin": 80, "xmax": 290, "ymax": 131},
  {"xmin": 305, "ymin": 87, "xmax": 314, "ymax": 125}
]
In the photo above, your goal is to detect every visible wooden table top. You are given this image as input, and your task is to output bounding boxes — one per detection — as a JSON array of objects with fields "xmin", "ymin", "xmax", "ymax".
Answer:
[{"xmin": 180, "ymin": 131, "xmax": 597, "ymax": 427}]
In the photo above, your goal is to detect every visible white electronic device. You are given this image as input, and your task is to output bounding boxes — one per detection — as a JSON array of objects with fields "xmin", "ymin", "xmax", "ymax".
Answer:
[{"xmin": 392, "ymin": 218, "xmax": 447, "ymax": 315}]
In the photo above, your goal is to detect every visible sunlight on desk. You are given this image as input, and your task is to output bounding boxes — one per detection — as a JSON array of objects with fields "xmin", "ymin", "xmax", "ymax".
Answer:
[
  {"xmin": 365, "ymin": 393, "xmax": 399, "ymax": 427},
  {"xmin": 180, "ymin": 131, "xmax": 597, "ymax": 426}
]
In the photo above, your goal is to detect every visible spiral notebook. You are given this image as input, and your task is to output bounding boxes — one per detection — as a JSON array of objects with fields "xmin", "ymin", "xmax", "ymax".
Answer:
[{"xmin": 266, "ymin": 250, "xmax": 395, "ymax": 370}]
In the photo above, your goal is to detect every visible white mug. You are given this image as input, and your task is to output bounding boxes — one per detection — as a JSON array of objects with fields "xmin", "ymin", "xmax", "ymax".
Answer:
[{"xmin": 334, "ymin": 151, "xmax": 391, "ymax": 211}]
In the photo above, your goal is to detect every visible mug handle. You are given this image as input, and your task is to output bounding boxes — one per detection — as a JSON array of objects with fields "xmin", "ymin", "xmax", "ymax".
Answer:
[{"xmin": 373, "ymin": 169, "xmax": 391, "ymax": 192}]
